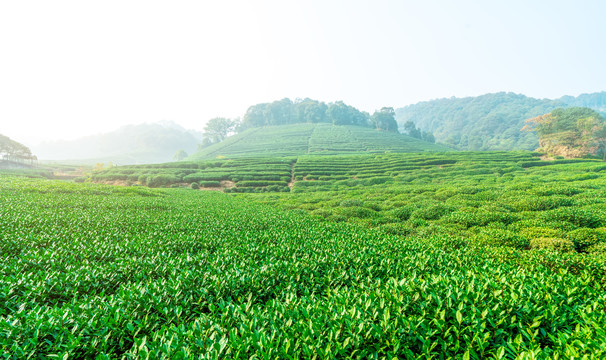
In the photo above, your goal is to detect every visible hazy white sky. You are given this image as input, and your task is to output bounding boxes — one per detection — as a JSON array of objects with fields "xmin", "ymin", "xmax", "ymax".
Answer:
[{"xmin": 1, "ymin": 0, "xmax": 605, "ymax": 145}]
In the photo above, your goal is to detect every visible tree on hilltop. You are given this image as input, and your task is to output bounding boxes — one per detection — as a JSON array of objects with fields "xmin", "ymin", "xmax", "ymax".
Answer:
[{"xmin": 371, "ymin": 107, "xmax": 399, "ymax": 132}]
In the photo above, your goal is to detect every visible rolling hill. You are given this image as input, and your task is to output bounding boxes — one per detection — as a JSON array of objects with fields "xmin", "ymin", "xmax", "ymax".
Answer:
[
  {"xmin": 396, "ymin": 91, "xmax": 606, "ymax": 151},
  {"xmin": 33, "ymin": 121, "xmax": 202, "ymax": 165},
  {"xmin": 188, "ymin": 123, "xmax": 451, "ymax": 160}
]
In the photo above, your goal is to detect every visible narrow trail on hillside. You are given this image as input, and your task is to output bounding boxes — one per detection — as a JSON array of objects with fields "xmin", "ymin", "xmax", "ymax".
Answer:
[{"xmin": 288, "ymin": 158, "xmax": 298, "ymax": 189}]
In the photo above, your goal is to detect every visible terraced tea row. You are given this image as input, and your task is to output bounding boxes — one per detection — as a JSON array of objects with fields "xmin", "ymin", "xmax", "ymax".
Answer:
[{"xmin": 190, "ymin": 123, "xmax": 450, "ymax": 160}]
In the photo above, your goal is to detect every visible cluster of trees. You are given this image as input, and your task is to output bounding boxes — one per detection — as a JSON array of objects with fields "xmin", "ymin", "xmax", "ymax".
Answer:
[
  {"xmin": 0, "ymin": 134, "xmax": 35, "ymax": 163},
  {"xmin": 200, "ymin": 98, "xmax": 400, "ymax": 148},
  {"xmin": 241, "ymin": 98, "xmax": 376, "ymax": 129},
  {"xmin": 402, "ymin": 121, "xmax": 436, "ymax": 143},
  {"xmin": 523, "ymin": 107, "xmax": 606, "ymax": 160}
]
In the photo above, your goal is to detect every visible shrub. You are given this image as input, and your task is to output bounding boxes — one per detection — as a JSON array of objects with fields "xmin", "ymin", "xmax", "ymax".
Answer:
[
  {"xmin": 340, "ymin": 199, "xmax": 364, "ymax": 207},
  {"xmin": 338, "ymin": 206, "xmax": 377, "ymax": 219},
  {"xmin": 390, "ymin": 206, "xmax": 415, "ymax": 221},
  {"xmin": 377, "ymin": 223, "xmax": 413, "ymax": 236},
  {"xmin": 566, "ymin": 228, "xmax": 606, "ymax": 252},
  {"xmin": 518, "ymin": 227, "xmax": 566, "ymax": 240},
  {"xmin": 146, "ymin": 174, "xmax": 179, "ymax": 187},
  {"xmin": 183, "ymin": 172, "xmax": 230, "ymax": 182},
  {"xmin": 190, "ymin": 182, "xmax": 199, "ymax": 189},
  {"xmin": 587, "ymin": 242, "xmax": 606, "ymax": 255},
  {"xmin": 411, "ymin": 204, "xmax": 453, "ymax": 220},
  {"xmin": 237, "ymin": 180, "xmax": 288, "ymax": 187},
  {"xmin": 199, "ymin": 181, "xmax": 221, "ymax": 188},
  {"xmin": 540, "ymin": 208, "xmax": 603, "ymax": 228},
  {"xmin": 472, "ymin": 228, "xmax": 529, "ymax": 249},
  {"xmin": 529, "ymin": 237, "xmax": 575, "ymax": 252}
]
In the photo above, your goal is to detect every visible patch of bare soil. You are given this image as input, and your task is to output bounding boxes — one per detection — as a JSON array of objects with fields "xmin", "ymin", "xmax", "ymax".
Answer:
[
  {"xmin": 98, "ymin": 180, "xmax": 130, "ymax": 186},
  {"xmin": 220, "ymin": 180, "xmax": 236, "ymax": 188}
]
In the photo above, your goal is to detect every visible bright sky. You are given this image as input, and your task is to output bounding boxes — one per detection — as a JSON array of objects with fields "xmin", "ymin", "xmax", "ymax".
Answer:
[{"xmin": 1, "ymin": 0, "xmax": 605, "ymax": 145}]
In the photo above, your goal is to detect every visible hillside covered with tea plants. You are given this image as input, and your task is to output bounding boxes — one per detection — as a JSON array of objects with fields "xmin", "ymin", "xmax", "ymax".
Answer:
[
  {"xmin": 2, "ymin": 174, "xmax": 606, "ymax": 358},
  {"xmin": 190, "ymin": 123, "xmax": 450, "ymax": 160}
]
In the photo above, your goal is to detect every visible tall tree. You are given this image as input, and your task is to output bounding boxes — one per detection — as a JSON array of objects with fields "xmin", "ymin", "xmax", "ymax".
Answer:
[
  {"xmin": 173, "ymin": 149, "xmax": 188, "ymax": 161},
  {"xmin": 294, "ymin": 98, "xmax": 328, "ymax": 123},
  {"xmin": 523, "ymin": 107, "xmax": 606, "ymax": 159},
  {"xmin": 371, "ymin": 107, "xmax": 399, "ymax": 132},
  {"xmin": 403, "ymin": 121, "xmax": 422, "ymax": 139},
  {"xmin": 203, "ymin": 117, "xmax": 236, "ymax": 143},
  {"xmin": 241, "ymin": 103, "xmax": 269, "ymax": 129}
]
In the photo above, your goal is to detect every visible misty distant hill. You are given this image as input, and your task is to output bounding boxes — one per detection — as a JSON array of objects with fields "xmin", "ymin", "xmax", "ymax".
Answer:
[
  {"xmin": 33, "ymin": 121, "xmax": 202, "ymax": 165},
  {"xmin": 396, "ymin": 91, "xmax": 606, "ymax": 151},
  {"xmin": 188, "ymin": 123, "xmax": 451, "ymax": 160}
]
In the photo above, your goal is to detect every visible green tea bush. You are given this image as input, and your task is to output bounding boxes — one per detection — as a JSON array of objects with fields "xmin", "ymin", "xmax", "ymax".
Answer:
[
  {"xmin": 529, "ymin": 237, "xmax": 575, "ymax": 252},
  {"xmin": 236, "ymin": 180, "xmax": 288, "ymax": 187},
  {"xmin": 411, "ymin": 203, "xmax": 454, "ymax": 220},
  {"xmin": 472, "ymin": 228, "xmax": 529, "ymax": 249},
  {"xmin": 146, "ymin": 174, "xmax": 180, "ymax": 187},
  {"xmin": 566, "ymin": 228, "xmax": 606, "ymax": 252},
  {"xmin": 389, "ymin": 205, "xmax": 415, "ymax": 221},
  {"xmin": 190, "ymin": 182, "xmax": 199, "ymax": 189},
  {"xmin": 340, "ymin": 199, "xmax": 364, "ymax": 207},
  {"xmin": 518, "ymin": 226, "xmax": 566, "ymax": 240},
  {"xmin": 337, "ymin": 206, "xmax": 377, "ymax": 219},
  {"xmin": 587, "ymin": 242, "xmax": 606, "ymax": 255},
  {"xmin": 183, "ymin": 172, "xmax": 230, "ymax": 182},
  {"xmin": 198, "ymin": 181, "xmax": 221, "ymax": 188},
  {"xmin": 541, "ymin": 207, "xmax": 604, "ymax": 228}
]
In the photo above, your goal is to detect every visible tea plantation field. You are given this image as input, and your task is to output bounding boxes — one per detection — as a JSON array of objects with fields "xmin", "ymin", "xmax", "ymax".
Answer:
[
  {"xmin": 2, "ymin": 169, "xmax": 606, "ymax": 358},
  {"xmin": 249, "ymin": 152, "xmax": 606, "ymax": 256},
  {"xmin": 189, "ymin": 123, "xmax": 451, "ymax": 160}
]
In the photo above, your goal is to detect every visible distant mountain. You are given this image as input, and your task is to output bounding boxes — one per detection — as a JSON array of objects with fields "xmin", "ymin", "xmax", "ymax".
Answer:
[
  {"xmin": 559, "ymin": 92, "xmax": 606, "ymax": 114},
  {"xmin": 33, "ymin": 121, "xmax": 202, "ymax": 164},
  {"xmin": 188, "ymin": 123, "xmax": 451, "ymax": 160},
  {"xmin": 395, "ymin": 91, "xmax": 606, "ymax": 151}
]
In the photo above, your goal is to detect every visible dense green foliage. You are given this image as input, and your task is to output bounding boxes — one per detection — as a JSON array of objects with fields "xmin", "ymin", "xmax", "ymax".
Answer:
[
  {"xmin": 524, "ymin": 107, "xmax": 606, "ymax": 159},
  {"xmin": 2, "ymin": 176, "xmax": 606, "ymax": 358},
  {"xmin": 241, "ymin": 98, "xmax": 372, "ymax": 130},
  {"xmin": 189, "ymin": 123, "xmax": 450, "ymax": 160},
  {"xmin": 395, "ymin": 92, "xmax": 606, "ymax": 151},
  {"xmin": 239, "ymin": 98, "xmax": 400, "ymax": 134}
]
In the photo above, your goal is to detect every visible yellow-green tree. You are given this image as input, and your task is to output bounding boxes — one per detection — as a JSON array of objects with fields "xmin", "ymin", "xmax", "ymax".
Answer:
[{"xmin": 523, "ymin": 107, "xmax": 606, "ymax": 160}]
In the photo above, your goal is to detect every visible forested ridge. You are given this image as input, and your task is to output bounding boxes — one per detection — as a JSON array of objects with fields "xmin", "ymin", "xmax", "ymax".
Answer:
[{"xmin": 396, "ymin": 91, "xmax": 606, "ymax": 151}]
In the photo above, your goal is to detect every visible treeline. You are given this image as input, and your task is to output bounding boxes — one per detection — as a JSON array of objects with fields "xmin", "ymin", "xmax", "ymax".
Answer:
[
  {"xmin": 240, "ymin": 98, "xmax": 399, "ymax": 132},
  {"xmin": 0, "ymin": 134, "xmax": 35, "ymax": 162},
  {"xmin": 201, "ymin": 98, "xmax": 401, "ymax": 148}
]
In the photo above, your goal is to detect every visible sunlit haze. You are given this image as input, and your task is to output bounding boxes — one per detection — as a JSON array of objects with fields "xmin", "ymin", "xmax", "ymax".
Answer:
[{"xmin": 1, "ymin": 0, "xmax": 605, "ymax": 146}]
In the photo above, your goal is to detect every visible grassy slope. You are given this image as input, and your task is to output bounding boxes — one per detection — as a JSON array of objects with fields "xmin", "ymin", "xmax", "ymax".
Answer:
[{"xmin": 189, "ymin": 123, "xmax": 451, "ymax": 160}]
